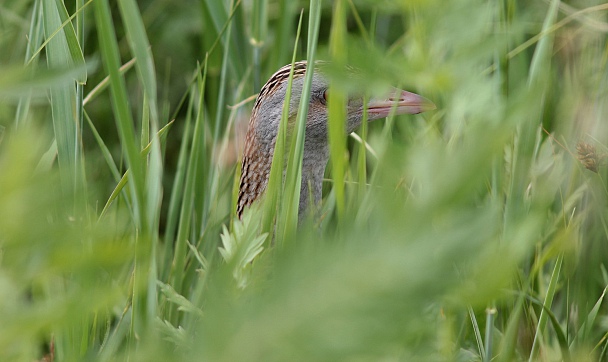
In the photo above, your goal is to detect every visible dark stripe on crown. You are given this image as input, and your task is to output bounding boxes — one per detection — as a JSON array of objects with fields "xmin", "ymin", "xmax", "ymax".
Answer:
[{"xmin": 253, "ymin": 61, "xmax": 309, "ymax": 112}]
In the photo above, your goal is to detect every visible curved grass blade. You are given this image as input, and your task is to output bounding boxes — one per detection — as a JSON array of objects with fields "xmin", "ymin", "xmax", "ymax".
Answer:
[
  {"xmin": 528, "ymin": 254, "xmax": 563, "ymax": 362},
  {"xmin": 262, "ymin": 10, "xmax": 304, "ymax": 235},
  {"xmin": 95, "ymin": 0, "xmax": 147, "ymax": 229},
  {"xmin": 276, "ymin": 0, "xmax": 322, "ymax": 242}
]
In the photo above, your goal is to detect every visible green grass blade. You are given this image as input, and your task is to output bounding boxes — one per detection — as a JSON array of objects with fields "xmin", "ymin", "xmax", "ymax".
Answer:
[
  {"xmin": 356, "ymin": 100, "xmax": 369, "ymax": 204},
  {"xmin": 204, "ymin": 0, "xmax": 237, "ymax": 223},
  {"xmin": 484, "ymin": 306, "xmax": 496, "ymax": 362},
  {"xmin": 42, "ymin": 0, "xmax": 82, "ymax": 197},
  {"xmin": 84, "ymin": 111, "xmax": 121, "ymax": 181},
  {"xmin": 468, "ymin": 306, "xmax": 485, "ymax": 361},
  {"xmin": 97, "ymin": 120, "xmax": 173, "ymax": 220},
  {"xmin": 272, "ymin": 0, "xmax": 298, "ymax": 69},
  {"xmin": 519, "ymin": 292, "xmax": 571, "ymax": 361},
  {"xmin": 574, "ymin": 286, "xmax": 606, "ymax": 349},
  {"xmin": 52, "ymin": 0, "xmax": 86, "ymax": 84},
  {"xmin": 328, "ymin": 0, "xmax": 348, "ymax": 222},
  {"xmin": 277, "ymin": 0, "xmax": 321, "ymax": 241},
  {"xmin": 262, "ymin": 10, "xmax": 304, "ymax": 235},
  {"xmin": 14, "ymin": 0, "xmax": 43, "ymax": 128},
  {"xmin": 95, "ymin": 0, "xmax": 156, "ymax": 340},
  {"xmin": 0, "ymin": 64, "xmax": 87, "ymax": 99},
  {"xmin": 4, "ymin": 1, "xmax": 608, "ymax": 360},
  {"xmin": 200, "ymin": 0, "xmax": 245, "ymax": 76},
  {"xmin": 169, "ymin": 58, "xmax": 209, "ymax": 320},
  {"xmin": 117, "ymin": 0, "xmax": 158, "ymax": 127},
  {"xmin": 528, "ymin": 254, "xmax": 563, "ymax": 361},
  {"xmin": 506, "ymin": 0, "xmax": 559, "ymax": 220},
  {"xmin": 497, "ymin": 278, "xmax": 529, "ymax": 362},
  {"xmin": 347, "ymin": 0, "xmax": 370, "ymax": 45},
  {"xmin": 94, "ymin": 0, "xmax": 146, "ymax": 228},
  {"xmin": 251, "ymin": 0, "xmax": 267, "ymax": 91},
  {"xmin": 83, "ymin": 58, "xmax": 136, "ymax": 106},
  {"xmin": 167, "ymin": 1, "xmax": 242, "ymax": 125},
  {"xmin": 116, "ymin": 0, "xmax": 163, "ymax": 323},
  {"xmin": 162, "ymin": 93, "xmax": 195, "ymax": 280},
  {"xmin": 212, "ymin": 1, "xmax": 233, "ymax": 148},
  {"xmin": 528, "ymin": 0, "xmax": 560, "ymax": 86}
]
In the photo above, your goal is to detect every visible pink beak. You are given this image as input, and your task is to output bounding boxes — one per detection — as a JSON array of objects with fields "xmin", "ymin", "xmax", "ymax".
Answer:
[{"xmin": 365, "ymin": 88, "xmax": 436, "ymax": 121}]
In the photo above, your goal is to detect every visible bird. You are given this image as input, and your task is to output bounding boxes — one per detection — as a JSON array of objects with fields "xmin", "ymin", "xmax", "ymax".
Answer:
[{"xmin": 237, "ymin": 61, "xmax": 435, "ymax": 219}]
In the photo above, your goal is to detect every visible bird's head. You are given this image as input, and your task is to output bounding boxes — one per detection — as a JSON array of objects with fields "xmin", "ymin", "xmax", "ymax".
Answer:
[
  {"xmin": 238, "ymin": 60, "xmax": 435, "ymax": 219},
  {"xmin": 249, "ymin": 61, "xmax": 435, "ymax": 144}
]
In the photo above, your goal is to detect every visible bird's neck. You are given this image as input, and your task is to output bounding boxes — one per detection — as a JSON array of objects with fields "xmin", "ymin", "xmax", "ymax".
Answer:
[
  {"xmin": 298, "ymin": 140, "xmax": 329, "ymax": 217},
  {"xmin": 237, "ymin": 132, "xmax": 329, "ymax": 219}
]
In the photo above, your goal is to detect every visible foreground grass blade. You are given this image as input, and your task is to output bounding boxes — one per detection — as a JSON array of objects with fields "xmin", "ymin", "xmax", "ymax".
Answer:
[
  {"xmin": 95, "ymin": 0, "xmax": 146, "ymax": 228},
  {"xmin": 277, "ymin": 0, "xmax": 321, "ymax": 242},
  {"xmin": 328, "ymin": 0, "xmax": 348, "ymax": 222},
  {"xmin": 98, "ymin": 121, "xmax": 174, "ymax": 220},
  {"xmin": 272, "ymin": 0, "xmax": 298, "ymax": 69},
  {"xmin": 262, "ymin": 10, "xmax": 304, "ymax": 235},
  {"xmin": 574, "ymin": 287, "xmax": 606, "ymax": 349},
  {"xmin": 0, "ymin": 65, "xmax": 86, "ymax": 99},
  {"xmin": 251, "ymin": 0, "xmax": 267, "ymax": 91},
  {"xmin": 528, "ymin": 254, "xmax": 563, "ymax": 361},
  {"xmin": 42, "ymin": 0, "xmax": 83, "ymax": 197},
  {"xmin": 484, "ymin": 307, "xmax": 496, "ymax": 362},
  {"xmin": 14, "ymin": 0, "xmax": 43, "ymax": 128},
  {"xmin": 506, "ymin": 0, "xmax": 560, "ymax": 225},
  {"xmin": 95, "ymin": 0, "xmax": 155, "ymax": 343},
  {"xmin": 169, "ymin": 58, "xmax": 209, "ymax": 322},
  {"xmin": 117, "ymin": 0, "xmax": 163, "ymax": 324},
  {"xmin": 117, "ymin": 0, "xmax": 158, "ymax": 128},
  {"xmin": 52, "ymin": 0, "xmax": 86, "ymax": 84},
  {"xmin": 162, "ymin": 95, "xmax": 194, "ymax": 280},
  {"xmin": 4, "ymin": 0, "xmax": 608, "ymax": 360},
  {"xmin": 468, "ymin": 306, "xmax": 485, "ymax": 361}
]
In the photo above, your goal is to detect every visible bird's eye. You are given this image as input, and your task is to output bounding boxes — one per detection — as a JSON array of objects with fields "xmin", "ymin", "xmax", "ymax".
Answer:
[{"xmin": 322, "ymin": 89, "xmax": 329, "ymax": 104}]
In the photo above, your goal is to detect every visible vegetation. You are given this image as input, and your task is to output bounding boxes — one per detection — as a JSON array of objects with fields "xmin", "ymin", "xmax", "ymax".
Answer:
[{"xmin": 1, "ymin": 0, "xmax": 607, "ymax": 360}]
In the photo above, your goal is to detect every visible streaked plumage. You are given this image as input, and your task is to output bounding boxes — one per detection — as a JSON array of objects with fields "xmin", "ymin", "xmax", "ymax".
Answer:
[{"xmin": 237, "ymin": 61, "xmax": 434, "ymax": 219}]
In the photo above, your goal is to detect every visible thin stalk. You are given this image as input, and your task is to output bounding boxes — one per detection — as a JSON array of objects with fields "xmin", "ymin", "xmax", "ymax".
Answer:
[
  {"xmin": 169, "ymin": 57, "xmax": 209, "ymax": 322},
  {"xmin": 484, "ymin": 306, "xmax": 496, "ymax": 362},
  {"xmin": 263, "ymin": 10, "xmax": 304, "ymax": 235},
  {"xmin": 205, "ymin": 0, "xmax": 236, "ymax": 225},
  {"xmin": 15, "ymin": 0, "xmax": 43, "ymax": 128},
  {"xmin": 468, "ymin": 307, "xmax": 485, "ymax": 361},
  {"xmin": 95, "ymin": 0, "xmax": 147, "ymax": 229},
  {"xmin": 529, "ymin": 254, "xmax": 563, "ymax": 361},
  {"xmin": 356, "ymin": 97, "xmax": 369, "ymax": 204},
  {"xmin": 75, "ymin": 0, "xmax": 85, "ymax": 197},
  {"xmin": 162, "ymin": 92, "xmax": 195, "ymax": 281},
  {"xmin": 328, "ymin": 0, "xmax": 348, "ymax": 222},
  {"xmin": 276, "ymin": 0, "xmax": 322, "ymax": 243},
  {"xmin": 251, "ymin": 0, "xmax": 267, "ymax": 91},
  {"xmin": 273, "ymin": 0, "xmax": 298, "ymax": 69}
]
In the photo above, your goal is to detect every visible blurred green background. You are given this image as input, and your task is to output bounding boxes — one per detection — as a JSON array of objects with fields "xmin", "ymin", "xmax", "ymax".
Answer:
[{"xmin": 1, "ymin": 0, "xmax": 607, "ymax": 360}]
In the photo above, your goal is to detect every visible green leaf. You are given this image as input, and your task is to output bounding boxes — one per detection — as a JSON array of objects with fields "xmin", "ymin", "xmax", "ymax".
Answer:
[
  {"xmin": 528, "ymin": 254, "xmax": 563, "ymax": 361},
  {"xmin": 328, "ymin": 0, "xmax": 348, "ymax": 222},
  {"xmin": 219, "ymin": 211, "xmax": 267, "ymax": 289},
  {"xmin": 94, "ymin": 0, "xmax": 146, "ymax": 228},
  {"xmin": 277, "ymin": 0, "xmax": 322, "ymax": 242}
]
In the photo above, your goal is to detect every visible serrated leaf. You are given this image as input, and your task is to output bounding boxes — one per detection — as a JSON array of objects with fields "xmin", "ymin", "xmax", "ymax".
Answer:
[{"xmin": 157, "ymin": 281, "xmax": 204, "ymax": 318}]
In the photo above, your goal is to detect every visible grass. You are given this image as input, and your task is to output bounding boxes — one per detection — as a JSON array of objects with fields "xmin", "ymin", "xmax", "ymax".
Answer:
[{"xmin": 1, "ymin": 0, "xmax": 608, "ymax": 360}]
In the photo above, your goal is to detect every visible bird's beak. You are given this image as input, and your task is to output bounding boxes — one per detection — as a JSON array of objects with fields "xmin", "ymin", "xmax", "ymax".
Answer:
[{"xmin": 365, "ymin": 88, "xmax": 436, "ymax": 121}]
